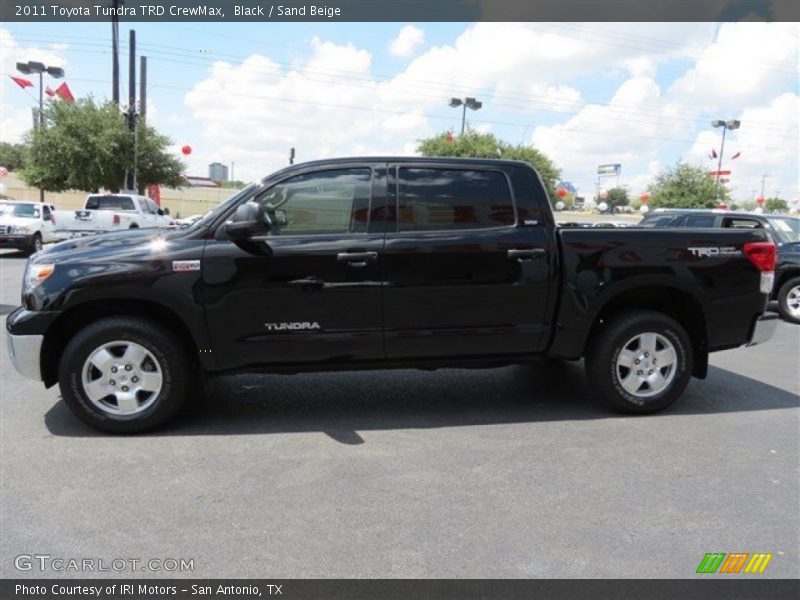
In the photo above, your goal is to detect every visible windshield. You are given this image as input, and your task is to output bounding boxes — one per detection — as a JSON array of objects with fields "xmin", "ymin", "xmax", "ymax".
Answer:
[
  {"xmin": 766, "ymin": 217, "xmax": 800, "ymax": 244},
  {"xmin": 188, "ymin": 183, "xmax": 259, "ymax": 230},
  {"xmin": 0, "ymin": 203, "xmax": 39, "ymax": 218}
]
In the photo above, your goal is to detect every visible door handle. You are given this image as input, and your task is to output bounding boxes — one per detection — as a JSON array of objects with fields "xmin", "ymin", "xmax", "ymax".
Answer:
[
  {"xmin": 289, "ymin": 277, "xmax": 324, "ymax": 291},
  {"xmin": 507, "ymin": 248, "xmax": 546, "ymax": 261},
  {"xmin": 337, "ymin": 251, "xmax": 378, "ymax": 267}
]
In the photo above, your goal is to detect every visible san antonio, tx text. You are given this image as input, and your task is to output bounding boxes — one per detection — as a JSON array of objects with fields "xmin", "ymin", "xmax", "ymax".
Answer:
[{"xmin": 16, "ymin": 583, "xmax": 277, "ymax": 596}]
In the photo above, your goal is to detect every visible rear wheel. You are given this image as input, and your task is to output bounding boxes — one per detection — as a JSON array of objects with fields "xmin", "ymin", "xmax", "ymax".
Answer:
[
  {"xmin": 58, "ymin": 317, "xmax": 190, "ymax": 433},
  {"xmin": 585, "ymin": 310, "xmax": 693, "ymax": 413},
  {"xmin": 777, "ymin": 277, "xmax": 800, "ymax": 324}
]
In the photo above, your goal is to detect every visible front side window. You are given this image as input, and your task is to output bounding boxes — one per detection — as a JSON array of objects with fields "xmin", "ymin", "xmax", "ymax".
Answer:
[
  {"xmin": 397, "ymin": 168, "xmax": 515, "ymax": 232},
  {"xmin": 256, "ymin": 168, "xmax": 372, "ymax": 235}
]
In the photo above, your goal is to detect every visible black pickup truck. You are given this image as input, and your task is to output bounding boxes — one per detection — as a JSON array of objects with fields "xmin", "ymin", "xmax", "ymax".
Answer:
[{"xmin": 6, "ymin": 158, "xmax": 778, "ymax": 433}]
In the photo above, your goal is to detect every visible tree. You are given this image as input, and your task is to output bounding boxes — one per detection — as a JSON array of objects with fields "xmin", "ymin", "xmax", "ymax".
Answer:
[
  {"xmin": 0, "ymin": 142, "xmax": 27, "ymax": 171},
  {"xmin": 647, "ymin": 161, "xmax": 727, "ymax": 209},
  {"xmin": 764, "ymin": 197, "xmax": 788, "ymax": 213},
  {"xmin": 604, "ymin": 187, "xmax": 630, "ymax": 209},
  {"xmin": 417, "ymin": 130, "xmax": 561, "ymax": 201},
  {"xmin": 22, "ymin": 97, "xmax": 184, "ymax": 193}
]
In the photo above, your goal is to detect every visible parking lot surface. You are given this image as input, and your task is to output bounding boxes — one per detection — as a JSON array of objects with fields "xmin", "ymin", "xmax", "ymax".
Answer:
[{"xmin": 1, "ymin": 249, "xmax": 798, "ymax": 578}]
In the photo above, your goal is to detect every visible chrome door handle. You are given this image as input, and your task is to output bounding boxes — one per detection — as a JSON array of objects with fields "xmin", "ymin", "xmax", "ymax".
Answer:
[
  {"xmin": 507, "ymin": 248, "xmax": 546, "ymax": 261},
  {"xmin": 337, "ymin": 251, "xmax": 378, "ymax": 267}
]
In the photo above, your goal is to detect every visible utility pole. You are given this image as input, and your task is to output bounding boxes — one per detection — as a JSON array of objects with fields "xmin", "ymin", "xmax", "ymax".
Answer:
[
  {"xmin": 711, "ymin": 119, "xmax": 740, "ymax": 200},
  {"xmin": 111, "ymin": 0, "xmax": 120, "ymax": 103},
  {"xmin": 139, "ymin": 56, "xmax": 147, "ymax": 124},
  {"xmin": 760, "ymin": 174, "xmax": 768, "ymax": 199},
  {"xmin": 125, "ymin": 29, "xmax": 137, "ymax": 191}
]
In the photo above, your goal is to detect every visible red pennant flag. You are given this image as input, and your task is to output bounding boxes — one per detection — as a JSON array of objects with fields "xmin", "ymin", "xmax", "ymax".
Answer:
[
  {"xmin": 708, "ymin": 148, "xmax": 718, "ymax": 159},
  {"xmin": 731, "ymin": 151, "xmax": 741, "ymax": 160},
  {"xmin": 45, "ymin": 86, "xmax": 55, "ymax": 97},
  {"xmin": 445, "ymin": 132, "xmax": 454, "ymax": 143},
  {"xmin": 10, "ymin": 76, "xmax": 33, "ymax": 89},
  {"xmin": 54, "ymin": 82, "xmax": 74, "ymax": 102}
]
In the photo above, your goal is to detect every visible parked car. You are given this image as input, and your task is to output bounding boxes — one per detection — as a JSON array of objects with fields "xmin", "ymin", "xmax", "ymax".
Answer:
[
  {"xmin": 640, "ymin": 209, "xmax": 800, "ymax": 323},
  {"xmin": 172, "ymin": 213, "xmax": 206, "ymax": 228},
  {"xmin": 53, "ymin": 193, "xmax": 172, "ymax": 238},
  {"xmin": 0, "ymin": 200, "xmax": 59, "ymax": 254},
  {"xmin": 7, "ymin": 157, "xmax": 777, "ymax": 433}
]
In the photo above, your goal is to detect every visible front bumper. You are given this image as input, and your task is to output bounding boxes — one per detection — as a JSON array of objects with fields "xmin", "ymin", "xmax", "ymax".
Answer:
[
  {"xmin": 747, "ymin": 311, "xmax": 779, "ymax": 347},
  {"xmin": 0, "ymin": 234, "xmax": 33, "ymax": 249},
  {"xmin": 6, "ymin": 332, "xmax": 43, "ymax": 381}
]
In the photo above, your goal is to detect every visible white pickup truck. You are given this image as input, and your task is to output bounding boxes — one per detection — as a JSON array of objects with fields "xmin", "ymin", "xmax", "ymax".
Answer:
[
  {"xmin": 0, "ymin": 200, "xmax": 60, "ymax": 254},
  {"xmin": 54, "ymin": 193, "xmax": 172, "ymax": 238}
]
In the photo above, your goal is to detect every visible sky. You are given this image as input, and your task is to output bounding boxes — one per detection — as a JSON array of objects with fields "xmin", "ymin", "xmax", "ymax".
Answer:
[{"xmin": 1, "ymin": 21, "xmax": 798, "ymax": 202}]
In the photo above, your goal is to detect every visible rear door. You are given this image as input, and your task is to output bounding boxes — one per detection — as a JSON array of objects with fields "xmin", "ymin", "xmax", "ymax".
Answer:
[
  {"xmin": 381, "ymin": 163, "xmax": 553, "ymax": 359},
  {"xmin": 202, "ymin": 164, "xmax": 387, "ymax": 369}
]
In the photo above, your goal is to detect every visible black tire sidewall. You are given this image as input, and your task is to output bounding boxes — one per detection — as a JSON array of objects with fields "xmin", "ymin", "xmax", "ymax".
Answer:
[
  {"xmin": 589, "ymin": 311, "xmax": 693, "ymax": 413},
  {"xmin": 778, "ymin": 277, "xmax": 800, "ymax": 324},
  {"xmin": 58, "ymin": 318, "xmax": 188, "ymax": 433}
]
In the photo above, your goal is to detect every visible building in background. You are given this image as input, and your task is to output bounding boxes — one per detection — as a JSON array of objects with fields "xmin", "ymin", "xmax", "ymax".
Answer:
[{"xmin": 208, "ymin": 162, "xmax": 229, "ymax": 184}]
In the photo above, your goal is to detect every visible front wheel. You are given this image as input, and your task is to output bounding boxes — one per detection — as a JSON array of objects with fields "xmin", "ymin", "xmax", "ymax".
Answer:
[
  {"xmin": 777, "ymin": 277, "xmax": 800, "ymax": 324},
  {"xmin": 585, "ymin": 310, "xmax": 693, "ymax": 414},
  {"xmin": 58, "ymin": 317, "xmax": 190, "ymax": 433},
  {"xmin": 29, "ymin": 232, "xmax": 43, "ymax": 254}
]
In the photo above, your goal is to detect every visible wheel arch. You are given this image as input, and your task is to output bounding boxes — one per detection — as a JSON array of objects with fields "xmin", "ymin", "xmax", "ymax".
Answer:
[
  {"xmin": 40, "ymin": 299, "xmax": 200, "ymax": 387},
  {"xmin": 585, "ymin": 285, "xmax": 708, "ymax": 378}
]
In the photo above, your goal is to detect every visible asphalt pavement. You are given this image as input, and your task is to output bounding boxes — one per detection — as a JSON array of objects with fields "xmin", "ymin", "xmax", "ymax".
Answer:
[{"xmin": 1, "ymin": 248, "xmax": 798, "ymax": 579}]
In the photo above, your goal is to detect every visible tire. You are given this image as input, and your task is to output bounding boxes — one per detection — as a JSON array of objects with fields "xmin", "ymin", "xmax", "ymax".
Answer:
[
  {"xmin": 129, "ymin": 223, "xmax": 139, "ymax": 229},
  {"xmin": 58, "ymin": 317, "xmax": 190, "ymax": 433},
  {"xmin": 29, "ymin": 232, "xmax": 43, "ymax": 255},
  {"xmin": 585, "ymin": 310, "xmax": 693, "ymax": 414},
  {"xmin": 777, "ymin": 277, "xmax": 800, "ymax": 324}
]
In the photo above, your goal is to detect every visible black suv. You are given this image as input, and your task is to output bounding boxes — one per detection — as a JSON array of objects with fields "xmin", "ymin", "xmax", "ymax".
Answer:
[{"xmin": 640, "ymin": 209, "xmax": 800, "ymax": 323}]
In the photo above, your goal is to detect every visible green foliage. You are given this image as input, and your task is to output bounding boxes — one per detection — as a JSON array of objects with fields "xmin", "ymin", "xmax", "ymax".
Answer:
[
  {"xmin": 764, "ymin": 197, "xmax": 788, "ymax": 213},
  {"xmin": 22, "ymin": 97, "xmax": 184, "ymax": 193},
  {"xmin": 604, "ymin": 187, "xmax": 630, "ymax": 209},
  {"xmin": 0, "ymin": 142, "xmax": 27, "ymax": 171},
  {"xmin": 647, "ymin": 161, "xmax": 727, "ymax": 209},
  {"xmin": 417, "ymin": 129, "xmax": 561, "ymax": 201}
]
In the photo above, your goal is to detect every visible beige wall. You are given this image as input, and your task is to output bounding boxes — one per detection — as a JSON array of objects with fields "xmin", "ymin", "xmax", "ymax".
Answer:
[{"xmin": 0, "ymin": 173, "xmax": 242, "ymax": 218}]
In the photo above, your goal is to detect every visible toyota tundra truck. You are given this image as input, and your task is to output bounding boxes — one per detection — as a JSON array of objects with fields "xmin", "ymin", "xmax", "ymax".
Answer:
[{"xmin": 6, "ymin": 157, "xmax": 778, "ymax": 433}]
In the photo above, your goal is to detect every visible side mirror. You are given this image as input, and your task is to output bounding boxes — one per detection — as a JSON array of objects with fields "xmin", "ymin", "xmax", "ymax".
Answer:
[
  {"xmin": 224, "ymin": 201, "xmax": 266, "ymax": 240},
  {"xmin": 270, "ymin": 208, "xmax": 288, "ymax": 227},
  {"xmin": 157, "ymin": 208, "xmax": 165, "ymax": 216}
]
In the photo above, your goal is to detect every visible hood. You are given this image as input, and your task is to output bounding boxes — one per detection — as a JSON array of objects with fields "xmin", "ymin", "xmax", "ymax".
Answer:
[
  {"xmin": 0, "ymin": 215, "xmax": 38, "ymax": 228},
  {"xmin": 35, "ymin": 226, "xmax": 198, "ymax": 263}
]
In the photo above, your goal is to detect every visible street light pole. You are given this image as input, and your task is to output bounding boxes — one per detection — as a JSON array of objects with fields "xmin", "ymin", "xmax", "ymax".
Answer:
[
  {"xmin": 17, "ymin": 61, "xmax": 64, "ymax": 202},
  {"xmin": 711, "ymin": 119, "xmax": 740, "ymax": 201},
  {"xmin": 449, "ymin": 97, "xmax": 483, "ymax": 136}
]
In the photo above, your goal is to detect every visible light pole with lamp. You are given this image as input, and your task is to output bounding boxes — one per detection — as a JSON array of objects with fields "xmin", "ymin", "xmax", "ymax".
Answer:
[
  {"xmin": 449, "ymin": 97, "xmax": 482, "ymax": 135},
  {"xmin": 711, "ymin": 119, "xmax": 740, "ymax": 200},
  {"xmin": 16, "ymin": 61, "xmax": 64, "ymax": 202}
]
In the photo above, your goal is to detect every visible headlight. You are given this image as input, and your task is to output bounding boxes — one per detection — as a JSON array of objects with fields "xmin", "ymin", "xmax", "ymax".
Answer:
[
  {"xmin": 9, "ymin": 225, "xmax": 30, "ymax": 234},
  {"xmin": 24, "ymin": 263, "xmax": 55, "ymax": 291}
]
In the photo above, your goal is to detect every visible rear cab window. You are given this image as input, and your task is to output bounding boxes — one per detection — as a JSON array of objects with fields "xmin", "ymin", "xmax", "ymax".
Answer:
[
  {"xmin": 395, "ymin": 167, "xmax": 515, "ymax": 232},
  {"xmin": 86, "ymin": 195, "xmax": 136, "ymax": 211}
]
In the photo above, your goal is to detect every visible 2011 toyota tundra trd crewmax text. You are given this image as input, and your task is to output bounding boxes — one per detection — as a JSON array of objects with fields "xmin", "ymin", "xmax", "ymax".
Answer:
[{"xmin": 6, "ymin": 158, "xmax": 779, "ymax": 433}]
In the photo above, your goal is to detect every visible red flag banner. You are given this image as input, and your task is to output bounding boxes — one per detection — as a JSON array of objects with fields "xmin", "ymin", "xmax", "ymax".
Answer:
[
  {"xmin": 731, "ymin": 151, "xmax": 741, "ymax": 159},
  {"xmin": 45, "ymin": 86, "xmax": 55, "ymax": 97},
  {"xmin": 10, "ymin": 76, "xmax": 33, "ymax": 89},
  {"xmin": 55, "ymin": 82, "xmax": 74, "ymax": 102}
]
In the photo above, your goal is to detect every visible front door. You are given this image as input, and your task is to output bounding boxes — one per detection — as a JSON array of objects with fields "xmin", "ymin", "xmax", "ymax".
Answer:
[{"xmin": 202, "ymin": 165, "xmax": 386, "ymax": 370}]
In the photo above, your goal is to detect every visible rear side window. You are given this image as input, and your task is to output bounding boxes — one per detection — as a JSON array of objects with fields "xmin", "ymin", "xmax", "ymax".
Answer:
[
  {"xmin": 639, "ymin": 215, "xmax": 676, "ymax": 227},
  {"xmin": 86, "ymin": 195, "xmax": 136, "ymax": 211},
  {"xmin": 397, "ymin": 168, "xmax": 515, "ymax": 232},
  {"xmin": 684, "ymin": 215, "xmax": 716, "ymax": 227}
]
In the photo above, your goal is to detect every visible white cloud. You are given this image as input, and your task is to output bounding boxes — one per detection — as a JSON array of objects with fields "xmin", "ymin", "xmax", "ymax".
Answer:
[{"xmin": 388, "ymin": 25, "xmax": 425, "ymax": 58}]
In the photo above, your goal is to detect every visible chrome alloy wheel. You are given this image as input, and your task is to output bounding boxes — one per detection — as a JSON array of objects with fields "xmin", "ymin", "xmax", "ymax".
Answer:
[
  {"xmin": 81, "ymin": 341, "xmax": 163, "ymax": 416},
  {"xmin": 786, "ymin": 284, "xmax": 800, "ymax": 319},
  {"xmin": 615, "ymin": 332, "xmax": 677, "ymax": 399}
]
